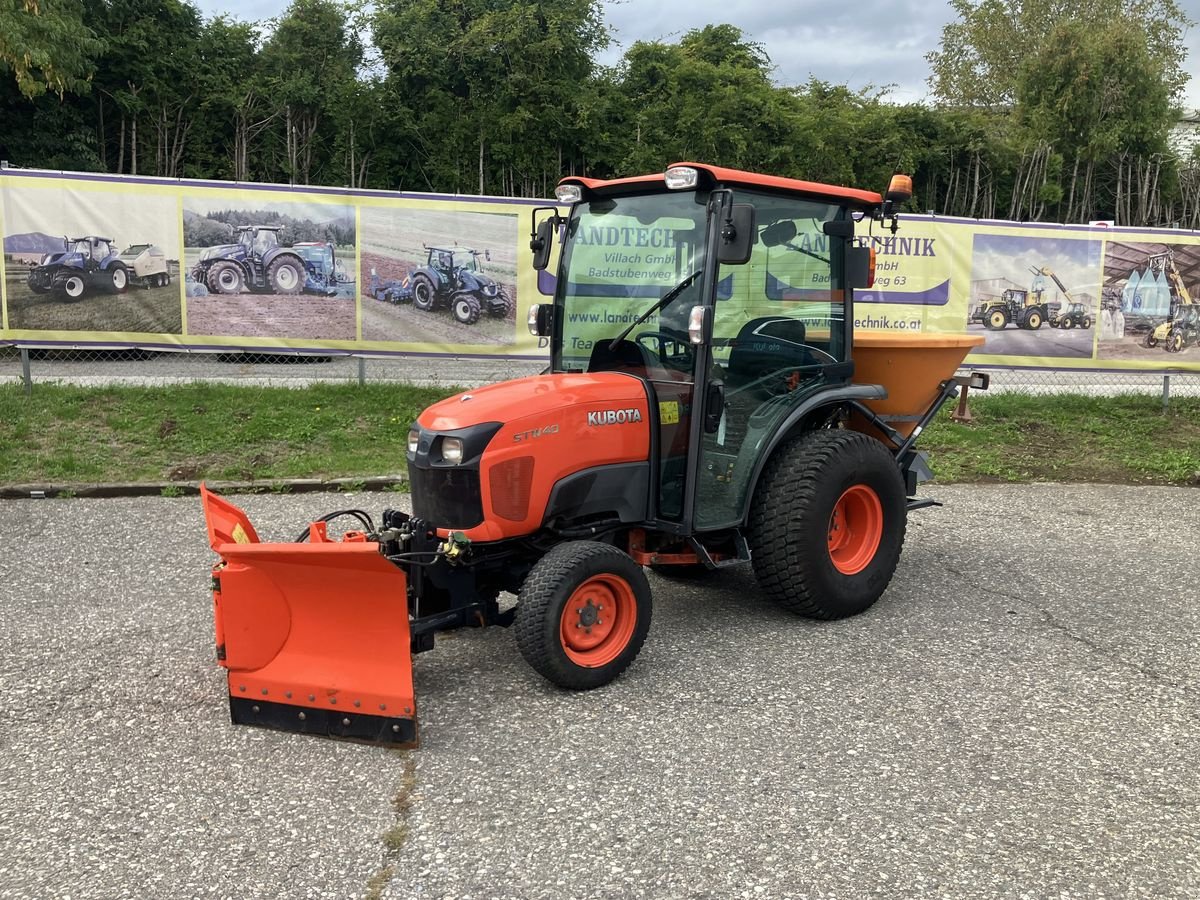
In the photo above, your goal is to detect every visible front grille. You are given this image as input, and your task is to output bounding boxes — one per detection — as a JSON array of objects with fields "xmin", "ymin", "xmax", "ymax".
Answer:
[{"xmin": 408, "ymin": 463, "xmax": 484, "ymax": 529}]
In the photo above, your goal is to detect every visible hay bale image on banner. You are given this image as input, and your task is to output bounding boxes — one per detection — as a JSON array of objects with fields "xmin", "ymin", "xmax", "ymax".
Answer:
[
  {"xmin": 2, "ymin": 184, "xmax": 182, "ymax": 335},
  {"xmin": 183, "ymin": 198, "xmax": 356, "ymax": 340},
  {"xmin": 1097, "ymin": 239, "xmax": 1200, "ymax": 360},
  {"xmin": 360, "ymin": 207, "xmax": 517, "ymax": 347},
  {"xmin": 967, "ymin": 233, "xmax": 1102, "ymax": 359}
]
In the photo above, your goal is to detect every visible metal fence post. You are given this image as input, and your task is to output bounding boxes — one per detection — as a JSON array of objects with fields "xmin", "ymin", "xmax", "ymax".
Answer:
[
  {"xmin": 20, "ymin": 347, "xmax": 32, "ymax": 395},
  {"xmin": 357, "ymin": 356, "xmax": 366, "ymax": 387},
  {"xmin": 1161, "ymin": 374, "xmax": 1170, "ymax": 411}
]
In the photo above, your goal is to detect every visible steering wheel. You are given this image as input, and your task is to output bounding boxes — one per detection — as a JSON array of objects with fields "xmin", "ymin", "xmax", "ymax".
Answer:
[{"xmin": 636, "ymin": 329, "xmax": 694, "ymax": 372}]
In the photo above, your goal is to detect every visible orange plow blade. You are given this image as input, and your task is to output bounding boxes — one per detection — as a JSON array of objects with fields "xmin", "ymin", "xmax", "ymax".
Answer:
[{"xmin": 201, "ymin": 486, "xmax": 416, "ymax": 745}]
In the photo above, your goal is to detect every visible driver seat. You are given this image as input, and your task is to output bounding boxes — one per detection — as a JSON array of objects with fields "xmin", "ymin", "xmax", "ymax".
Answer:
[
  {"xmin": 725, "ymin": 316, "xmax": 813, "ymax": 396},
  {"xmin": 587, "ymin": 338, "xmax": 653, "ymax": 379}
]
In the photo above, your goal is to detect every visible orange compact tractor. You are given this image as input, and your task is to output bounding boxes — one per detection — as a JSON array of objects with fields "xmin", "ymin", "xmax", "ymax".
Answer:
[{"xmin": 201, "ymin": 164, "xmax": 986, "ymax": 745}]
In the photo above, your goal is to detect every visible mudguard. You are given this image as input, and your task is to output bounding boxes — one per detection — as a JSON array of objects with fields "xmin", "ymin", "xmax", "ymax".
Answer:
[{"xmin": 200, "ymin": 486, "xmax": 416, "ymax": 745}]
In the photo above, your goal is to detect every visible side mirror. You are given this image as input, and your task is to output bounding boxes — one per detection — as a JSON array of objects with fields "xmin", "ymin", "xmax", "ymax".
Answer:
[
  {"xmin": 527, "ymin": 303, "xmax": 555, "ymax": 337},
  {"xmin": 847, "ymin": 245, "xmax": 875, "ymax": 289},
  {"xmin": 717, "ymin": 203, "xmax": 756, "ymax": 265},
  {"xmin": 531, "ymin": 215, "xmax": 556, "ymax": 271}
]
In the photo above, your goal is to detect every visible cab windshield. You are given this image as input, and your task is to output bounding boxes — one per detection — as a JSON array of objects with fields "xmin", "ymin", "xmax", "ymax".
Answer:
[{"xmin": 552, "ymin": 191, "xmax": 708, "ymax": 372}]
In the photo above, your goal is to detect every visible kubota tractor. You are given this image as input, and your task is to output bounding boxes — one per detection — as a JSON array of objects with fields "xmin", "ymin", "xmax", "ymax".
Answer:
[
  {"xmin": 27, "ymin": 236, "xmax": 131, "ymax": 299},
  {"xmin": 409, "ymin": 246, "xmax": 514, "ymax": 324},
  {"xmin": 200, "ymin": 163, "xmax": 987, "ymax": 745},
  {"xmin": 190, "ymin": 225, "xmax": 317, "ymax": 295}
]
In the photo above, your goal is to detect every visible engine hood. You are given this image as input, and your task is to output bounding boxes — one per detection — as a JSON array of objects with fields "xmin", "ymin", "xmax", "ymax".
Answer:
[
  {"xmin": 456, "ymin": 270, "xmax": 495, "ymax": 292},
  {"xmin": 201, "ymin": 244, "xmax": 241, "ymax": 261},
  {"xmin": 418, "ymin": 372, "xmax": 648, "ymax": 433},
  {"xmin": 38, "ymin": 251, "xmax": 80, "ymax": 267}
]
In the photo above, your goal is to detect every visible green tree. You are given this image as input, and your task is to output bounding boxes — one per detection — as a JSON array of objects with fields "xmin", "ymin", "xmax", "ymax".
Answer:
[
  {"xmin": 927, "ymin": 0, "xmax": 1193, "ymax": 108},
  {"xmin": 0, "ymin": 0, "xmax": 103, "ymax": 98},
  {"xmin": 260, "ymin": 0, "xmax": 364, "ymax": 185}
]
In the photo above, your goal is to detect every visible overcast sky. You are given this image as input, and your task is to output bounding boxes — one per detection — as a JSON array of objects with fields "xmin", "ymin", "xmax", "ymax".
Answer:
[{"xmin": 191, "ymin": 0, "xmax": 1200, "ymax": 110}]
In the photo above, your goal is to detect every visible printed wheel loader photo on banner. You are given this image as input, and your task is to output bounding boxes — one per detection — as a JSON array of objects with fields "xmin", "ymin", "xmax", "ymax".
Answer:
[
  {"xmin": 2, "ymin": 183, "xmax": 182, "ymax": 335},
  {"xmin": 183, "ymin": 197, "xmax": 356, "ymax": 341},
  {"xmin": 1097, "ymin": 240, "xmax": 1200, "ymax": 361},
  {"xmin": 360, "ymin": 206, "xmax": 518, "ymax": 347},
  {"xmin": 967, "ymin": 233, "xmax": 1103, "ymax": 360}
]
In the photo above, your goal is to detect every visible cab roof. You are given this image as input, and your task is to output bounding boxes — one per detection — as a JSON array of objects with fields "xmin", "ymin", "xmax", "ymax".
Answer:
[{"xmin": 559, "ymin": 162, "xmax": 883, "ymax": 209}]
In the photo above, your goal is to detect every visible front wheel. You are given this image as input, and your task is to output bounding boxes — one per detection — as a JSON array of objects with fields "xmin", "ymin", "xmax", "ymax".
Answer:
[
  {"xmin": 1144, "ymin": 332, "xmax": 1159, "ymax": 348},
  {"xmin": 107, "ymin": 264, "xmax": 129, "ymax": 294},
  {"xmin": 986, "ymin": 310, "xmax": 1008, "ymax": 330},
  {"xmin": 1081, "ymin": 317, "xmax": 1092, "ymax": 330},
  {"xmin": 515, "ymin": 541, "xmax": 652, "ymax": 689},
  {"xmin": 748, "ymin": 430, "xmax": 907, "ymax": 619},
  {"xmin": 1166, "ymin": 330, "xmax": 1184, "ymax": 353},
  {"xmin": 452, "ymin": 293, "xmax": 482, "ymax": 325}
]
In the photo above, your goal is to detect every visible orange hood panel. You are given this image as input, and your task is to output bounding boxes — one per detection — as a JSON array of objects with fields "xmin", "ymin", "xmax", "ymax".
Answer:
[{"xmin": 418, "ymin": 373, "xmax": 653, "ymax": 542}]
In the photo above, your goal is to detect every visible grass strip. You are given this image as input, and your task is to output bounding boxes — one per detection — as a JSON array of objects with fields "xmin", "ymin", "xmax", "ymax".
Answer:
[
  {"xmin": 0, "ymin": 384, "xmax": 1197, "ymax": 487},
  {"xmin": 0, "ymin": 382, "xmax": 456, "ymax": 485}
]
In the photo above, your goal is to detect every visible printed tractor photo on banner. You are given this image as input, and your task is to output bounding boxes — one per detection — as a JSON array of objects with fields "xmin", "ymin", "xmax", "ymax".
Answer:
[
  {"xmin": 360, "ymin": 206, "xmax": 518, "ymax": 347},
  {"xmin": 967, "ymin": 233, "xmax": 1102, "ymax": 360},
  {"xmin": 1097, "ymin": 240, "xmax": 1200, "ymax": 361},
  {"xmin": 182, "ymin": 197, "xmax": 356, "ymax": 341},
  {"xmin": 2, "ymin": 186, "xmax": 182, "ymax": 335}
]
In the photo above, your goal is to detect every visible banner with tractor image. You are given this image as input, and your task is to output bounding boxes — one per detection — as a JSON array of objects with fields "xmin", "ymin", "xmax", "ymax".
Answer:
[
  {"xmin": 0, "ymin": 169, "xmax": 547, "ymax": 357},
  {"xmin": 1, "ymin": 168, "xmax": 1198, "ymax": 371}
]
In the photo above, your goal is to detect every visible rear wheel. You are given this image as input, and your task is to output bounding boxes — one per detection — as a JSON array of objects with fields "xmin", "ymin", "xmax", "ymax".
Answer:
[
  {"xmin": 1025, "ymin": 310, "xmax": 1043, "ymax": 330},
  {"xmin": 1166, "ymin": 330, "xmax": 1184, "ymax": 353},
  {"xmin": 207, "ymin": 261, "xmax": 244, "ymax": 294},
  {"xmin": 1144, "ymin": 332, "xmax": 1159, "ymax": 348},
  {"xmin": 986, "ymin": 309, "xmax": 1008, "ymax": 330},
  {"xmin": 268, "ymin": 256, "xmax": 303, "ymax": 294},
  {"xmin": 748, "ymin": 429, "xmax": 906, "ymax": 619},
  {"xmin": 515, "ymin": 541, "xmax": 652, "ymax": 689},
  {"xmin": 452, "ymin": 293, "xmax": 482, "ymax": 325},
  {"xmin": 411, "ymin": 274, "xmax": 436, "ymax": 311}
]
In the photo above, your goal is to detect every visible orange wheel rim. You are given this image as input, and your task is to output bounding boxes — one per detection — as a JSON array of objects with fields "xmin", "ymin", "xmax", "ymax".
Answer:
[
  {"xmin": 827, "ymin": 484, "xmax": 883, "ymax": 575},
  {"xmin": 559, "ymin": 575, "xmax": 637, "ymax": 668}
]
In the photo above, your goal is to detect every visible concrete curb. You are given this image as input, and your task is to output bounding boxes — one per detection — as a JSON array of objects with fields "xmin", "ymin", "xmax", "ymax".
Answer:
[{"xmin": 0, "ymin": 476, "xmax": 407, "ymax": 500}]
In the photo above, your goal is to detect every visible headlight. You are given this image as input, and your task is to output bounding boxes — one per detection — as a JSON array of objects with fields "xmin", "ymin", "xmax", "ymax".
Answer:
[
  {"xmin": 441, "ymin": 437, "xmax": 464, "ymax": 464},
  {"xmin": 408, "ymin": 428, "xmax": 420, "ymax": 453},
  {"xmin": 555, "ymin": 184, "xmax": 582, "ymax": 203}
]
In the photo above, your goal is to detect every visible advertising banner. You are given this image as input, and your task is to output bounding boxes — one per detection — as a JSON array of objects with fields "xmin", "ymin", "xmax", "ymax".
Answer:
[
  {"xmin": 1, "ymin": 169, "xmax": 547, "ymax": 358},
  {"xmin": 2, "ymin": 169, "xmax": 1199, "ymax": 371}
]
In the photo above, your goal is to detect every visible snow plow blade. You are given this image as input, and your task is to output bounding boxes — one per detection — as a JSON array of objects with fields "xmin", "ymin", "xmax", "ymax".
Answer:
[{"xmin": 200, "ymin": 486, "xmax": 416, "ymax": 745}]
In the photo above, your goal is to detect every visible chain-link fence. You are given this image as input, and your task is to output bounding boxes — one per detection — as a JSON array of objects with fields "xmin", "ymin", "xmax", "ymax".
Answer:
[{"xmin": 2, "ymin": 344, "xmax": 1199, "ymax": 402}]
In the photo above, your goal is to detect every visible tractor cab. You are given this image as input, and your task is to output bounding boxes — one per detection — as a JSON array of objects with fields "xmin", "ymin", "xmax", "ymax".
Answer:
[
  {"xmin": 530, "ymin": 164, "xmax": 880, "ymax": 530},
  {"xmin": 68, "ymin": 236, "xmax": 113, "ymax": 265},
  {"xmin": 238, "ymin": 226, "xmax": 281, "ymax": 257}
]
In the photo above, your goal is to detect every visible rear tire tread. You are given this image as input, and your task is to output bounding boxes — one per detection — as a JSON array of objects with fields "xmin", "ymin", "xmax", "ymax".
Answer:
[{"xmin": 748, "ymin": 429, "xmax": 906, "ymax": 620}]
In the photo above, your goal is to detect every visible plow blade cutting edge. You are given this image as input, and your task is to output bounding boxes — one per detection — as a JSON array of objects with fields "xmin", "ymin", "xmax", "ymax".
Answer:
[{"xmin": 200, "ymin": 486, "xmax": 416, "ymax": 745}]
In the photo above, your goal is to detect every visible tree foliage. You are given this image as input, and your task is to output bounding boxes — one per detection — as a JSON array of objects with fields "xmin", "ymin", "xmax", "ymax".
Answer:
[
  {"xmin": 1, "ymin": 0, "xmax": 1196, "ymax": 228},
  {"xmin": 0, "ymin": 0, "xmax": 104, "ymax": 98}
]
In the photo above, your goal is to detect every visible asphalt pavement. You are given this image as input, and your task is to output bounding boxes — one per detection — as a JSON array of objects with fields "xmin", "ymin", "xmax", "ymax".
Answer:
[{"xmin": 1, "ymin": 484, "xmax": 1197, "ymax": 899}]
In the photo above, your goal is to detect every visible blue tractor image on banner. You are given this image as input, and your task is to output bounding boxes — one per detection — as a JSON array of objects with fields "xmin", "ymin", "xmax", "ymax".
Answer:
[
  {"xmin": 370, "ymin": 245, "xmax": 513, "ymax": 325},
  {"xmin": 190, "ymin": 225, "xmax": 338, "ymax": 295},
  {"xmin": 27, "ymin": 236, "xmax": 131, "ymax": 299}
]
